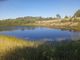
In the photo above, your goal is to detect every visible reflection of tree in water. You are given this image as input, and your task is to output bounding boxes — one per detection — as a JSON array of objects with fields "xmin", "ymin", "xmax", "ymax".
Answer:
[
  {"xmin": 0, "ymin": 26, "xmax": 37, "ymax": 31},
  {"xmin": 58, "ymin": 28, "xmax": 80, "ymax": 40},
  {"xmin": 21, "ymin": 26, "xmax": 36, "ymax": 30},
  {"xmin": 61, "ymin": 28, "xmax": 74, "ymax": 32}
]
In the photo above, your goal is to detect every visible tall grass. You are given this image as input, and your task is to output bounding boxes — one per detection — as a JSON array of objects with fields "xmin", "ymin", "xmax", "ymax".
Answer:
[
  {"xmin": 0, "ymin": 35, "xmax": 80, "ymax": 60},
  {"xmin": 0, "ymin": 35, "xmax": 39, "ymax": 60}
]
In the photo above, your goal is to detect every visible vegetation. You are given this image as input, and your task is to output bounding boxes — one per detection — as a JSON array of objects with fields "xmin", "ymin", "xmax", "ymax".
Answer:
[
  {"xmin": 0, "ymin": 35, "xmax": 39, "ymax": 60},
  {"xmin": 0, "ymin": 35, "xmax": 80, "ymax": 60},
  {"xmin": 0, "ymin": 16, "xmax": 56, "ymax": 26},
  {"xmin": 56, "ymin": 14, "xmax": 61, "ymax": 19},
  {"xmin": 74, "ymin": 9, "xmax": 80, "ymax": 17},
  {"xmin": 0, "ymin": 9, "xmax": 80, "ymax": 31}
]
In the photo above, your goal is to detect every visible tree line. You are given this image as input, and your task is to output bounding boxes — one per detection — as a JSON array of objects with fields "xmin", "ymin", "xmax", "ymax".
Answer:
[{"xmin": 0, "ymin": 9, "xmax": 80, "ymax": 26}]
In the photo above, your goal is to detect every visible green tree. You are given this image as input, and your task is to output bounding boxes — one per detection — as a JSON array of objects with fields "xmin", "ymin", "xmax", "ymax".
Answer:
[
  {"xmin": 73, "ymin": 9, "xmax": 80, "ymax": 17},
  {"xmin": 64, "ymin": 16, "xmax": 68, "ymax": 18},
  {"xmin": 56, "ymin": 14, "xmax": 61, "ymax": 19}
]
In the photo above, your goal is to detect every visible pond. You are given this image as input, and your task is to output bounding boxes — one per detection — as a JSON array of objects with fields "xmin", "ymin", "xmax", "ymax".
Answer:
[{"xmin": 0, "ymin": 26, "xmax": 80, "ymax": 41}]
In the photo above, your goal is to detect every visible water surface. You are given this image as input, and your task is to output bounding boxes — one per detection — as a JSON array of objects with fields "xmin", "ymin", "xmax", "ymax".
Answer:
[{"xmin": 0, "ymin": 26, "xmax": 80, "ymax": 41}]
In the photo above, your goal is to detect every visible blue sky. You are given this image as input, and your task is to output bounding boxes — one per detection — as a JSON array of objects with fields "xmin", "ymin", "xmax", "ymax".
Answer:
[{"xmin": 0, "ymin": 0, "xmax": 80, "ymax": 19}]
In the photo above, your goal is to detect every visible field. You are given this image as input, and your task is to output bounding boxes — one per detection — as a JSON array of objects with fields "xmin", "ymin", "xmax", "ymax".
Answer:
[{"xmin": 0, "ymin": 35, "xmax": 80, "ymax": 60}]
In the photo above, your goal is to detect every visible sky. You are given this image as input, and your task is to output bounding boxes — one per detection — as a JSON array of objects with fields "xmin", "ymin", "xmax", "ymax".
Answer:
[{"xmin": 0, "ymin": 0, "xmax": 80, "ymax": 19}]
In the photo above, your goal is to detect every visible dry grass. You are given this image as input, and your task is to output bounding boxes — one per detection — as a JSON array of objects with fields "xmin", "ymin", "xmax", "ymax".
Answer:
[{"xmin": 0, "ymin": 35, "xmax": 39, "ymax": 60}]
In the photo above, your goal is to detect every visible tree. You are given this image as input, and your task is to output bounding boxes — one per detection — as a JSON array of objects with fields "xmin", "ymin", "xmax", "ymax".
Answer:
[
  {"xmin": 64, "ymin": 16, "xmax": 68, "ymax": 18},
  {"xmin": 56, "ymin": 14, "xmax": 61, "ymax": 19},
  {"xmin": 73, "ymin": 9, "xmax": 80, "ymax": 17}
]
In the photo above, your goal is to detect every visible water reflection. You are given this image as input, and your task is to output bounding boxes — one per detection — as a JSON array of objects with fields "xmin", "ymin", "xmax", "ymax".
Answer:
[
  {"xmin": 0, "ymin": 26, "xmax": 37, "ymax": 31},
  {"xmin": 0, "ymin": 26, "xmax": 80, "ymax": 41}
]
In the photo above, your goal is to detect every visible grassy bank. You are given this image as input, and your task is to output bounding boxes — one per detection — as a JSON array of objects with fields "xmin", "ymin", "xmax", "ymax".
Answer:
[
  {"xmin": 0, "ymin": 18, "xmax": 80, "ymax": 31},
  {"xmin": 0, "ymin": 35, "xmax": 80, "ymax": 60},
  {"xmin": 0, "ymin": 35, "xmax": 39, "ymax": 60}
]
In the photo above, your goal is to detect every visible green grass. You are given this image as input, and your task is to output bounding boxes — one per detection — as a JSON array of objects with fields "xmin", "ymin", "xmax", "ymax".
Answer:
[{"xmin": 0, "ymin": 35, "xmax": 80, "ymax": 60}]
